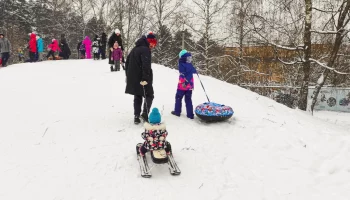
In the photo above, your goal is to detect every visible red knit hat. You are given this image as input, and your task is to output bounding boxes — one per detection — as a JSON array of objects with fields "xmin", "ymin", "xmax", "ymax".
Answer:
[{"xmin": 146, "ymin": 31, "xmax": 157, "ymax": 48}]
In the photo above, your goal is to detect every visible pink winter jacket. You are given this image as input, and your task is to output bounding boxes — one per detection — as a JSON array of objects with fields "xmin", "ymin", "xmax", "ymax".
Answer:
[
  {"xmin": 48, "ymin": 40, "xmax": 60, "ymax": 52},
  {"xmin": 111, "ymin": 48, "xmax": 122, "ymax": 61}
]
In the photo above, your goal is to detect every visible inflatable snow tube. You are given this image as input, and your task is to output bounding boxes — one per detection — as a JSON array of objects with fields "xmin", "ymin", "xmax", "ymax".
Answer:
[{"xmin": 195, "ymin": 102, "xmax": 234, "ymax": 122}]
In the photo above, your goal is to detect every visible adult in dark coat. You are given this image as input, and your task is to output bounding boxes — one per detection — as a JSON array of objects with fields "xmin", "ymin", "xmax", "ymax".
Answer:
[
  {"xmin": 108, "ymin": 29, "xmax": 124, "ymax": 71},
  {"xmin": 125, "ymin": 32, "xmax": 157, "ymax": 124},
  {"xmin": 77, "ymin": 41, "xmax": 82, "ymax": 59},
  {"xmin": 100, "ymin": 32, "xmax": 107, "ymax": 59},
  {"xmin": 0, "ymin": 33, "xmax": 11, "ymax": 67},
  {"xmin": 59, "ymin": 34, "xmax": 71, "ymax": 59}
]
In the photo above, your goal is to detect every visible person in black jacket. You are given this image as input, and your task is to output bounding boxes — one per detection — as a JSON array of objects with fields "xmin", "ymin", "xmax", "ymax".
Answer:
[
  {"xmin": 59, "ymin": 34, "xmax": 71, "ymax": 59},
  {"xmin": 125, "ymin": 32, "xmax": 157, "ymax": 124},
  {"xmin": 100, "ymin": 32, "xmax": 107, "ymax": 59},
  {"xmin": 108, "ymin": 29, "xmax": 124, "ymax": 71}
]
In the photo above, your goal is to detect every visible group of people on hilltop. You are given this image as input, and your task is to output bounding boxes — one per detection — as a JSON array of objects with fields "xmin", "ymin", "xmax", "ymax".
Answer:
[
  {"xmin": 27, "ymin": 32, "xmax": 70, "ymax": 62},
  {"xmin": 2, "ymin": 28, "xmax": 199, "ymax": 158},
  {"xmin": 77, "ymin": 32, "xmax": 108, "ymax": 60}
]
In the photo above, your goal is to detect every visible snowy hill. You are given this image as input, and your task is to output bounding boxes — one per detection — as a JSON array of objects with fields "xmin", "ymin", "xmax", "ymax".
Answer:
[{"xmin": 0, "ymin": 60, "xmax": 349, "ymax": 200}]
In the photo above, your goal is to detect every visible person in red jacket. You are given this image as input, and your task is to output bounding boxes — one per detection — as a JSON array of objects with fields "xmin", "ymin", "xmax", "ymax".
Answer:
[
  {"xmin": 47, "ymin": 39, "xmax": 61, "ymax": 60},
  {"xmin": 28, "ymin": 32, "xmax": 37, "ymax": 62}
]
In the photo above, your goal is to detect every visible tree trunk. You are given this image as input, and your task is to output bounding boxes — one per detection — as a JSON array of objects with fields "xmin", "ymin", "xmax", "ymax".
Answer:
[
  {"xmin": 298, "ymin": 0, "xmax": 312, "ymax": 111},
  {"xmin": 205, "ymin": 0, "xmax": 210, "ymax": 70},
  {"xmin": 238, "ymin": 0, "xmax": 244, "ymax": 70}
]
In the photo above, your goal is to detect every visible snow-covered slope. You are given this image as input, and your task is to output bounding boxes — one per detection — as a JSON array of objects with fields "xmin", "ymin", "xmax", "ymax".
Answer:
[{"xmin": 0, "ymin": 60, "xmax": 349, "ymax": 200}]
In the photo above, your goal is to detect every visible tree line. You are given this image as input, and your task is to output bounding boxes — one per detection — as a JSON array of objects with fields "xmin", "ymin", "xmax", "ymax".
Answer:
[{"xmin": 1, "ymin": 0, "xmax": 350, "ymax": 113}]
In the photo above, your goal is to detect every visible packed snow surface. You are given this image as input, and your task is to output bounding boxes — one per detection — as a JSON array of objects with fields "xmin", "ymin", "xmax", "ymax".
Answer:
[{"xmin": 0, "ymin": 60, "xmax": 349, "ymax": 200}]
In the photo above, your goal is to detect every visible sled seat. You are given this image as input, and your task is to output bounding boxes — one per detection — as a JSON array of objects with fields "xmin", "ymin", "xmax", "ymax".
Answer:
[
  {"xmin": 151, "ymin": 149, "xmax": 169, "ymax": 164},
  {"xmin": 47, "ymin": 56, "xmax": 62, "ymax": 60}
]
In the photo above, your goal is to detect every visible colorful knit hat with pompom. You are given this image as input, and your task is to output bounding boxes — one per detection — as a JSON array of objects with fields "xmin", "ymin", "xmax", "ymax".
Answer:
[{"xmin": 146, "ymin": 31, "xmax": 157, "ymax": 48}]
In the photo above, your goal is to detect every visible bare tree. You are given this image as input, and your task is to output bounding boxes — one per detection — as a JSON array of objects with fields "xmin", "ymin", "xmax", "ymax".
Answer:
[
  {"xmin": 310, "ymin": 0, "xmax": 350, "ymax": 113},
  {"xmin": 148, "ymin": 0, "xmax": 184, "ymax": 66},
  {"xmin": 248, "ymin": 0, "xmax": 350, "ymax": 111},
  {"xmin": 70, "ymin": 0, "xmax": 92, "ymax": 37},
  {"xmin": 299, "ymin": 0, "xmax": 313, "ymax": 110},
  {"xmin": 185, "ymin": 0, "xmax": 228, "ymax": 74}
]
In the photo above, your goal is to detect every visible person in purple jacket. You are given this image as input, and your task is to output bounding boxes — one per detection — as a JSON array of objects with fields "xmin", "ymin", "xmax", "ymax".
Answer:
[
  {"xmin": 171, "ymin": 50, "xmax": 197, "ymax": 119},
  {"xmin": 111, "ymin": 42, "xmax": 122, "ymax": 71}
]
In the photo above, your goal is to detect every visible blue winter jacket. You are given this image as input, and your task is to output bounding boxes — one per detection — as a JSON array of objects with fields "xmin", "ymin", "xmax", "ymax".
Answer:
[
  {"xmin": 178, "ymin": 53, "xmax": 197, "ymax": 90},
  {"xmin": 37, "ymin": 38, "xmax": 44, "ymax": 53}
]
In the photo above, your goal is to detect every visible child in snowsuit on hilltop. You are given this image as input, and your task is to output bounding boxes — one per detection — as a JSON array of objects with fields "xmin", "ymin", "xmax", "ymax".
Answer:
[
  {"xmin": 47, "ymin": 39, "xmax": 60, "ymax": 60},
  {"xmin": 18, "ymin": 48, "xmax": 24, "ymax": 62},
  {"xmin": 171, "ymin": 50, "xmax": 197, "ymax": 119},
  {"xmin": 111, "ymin": 42, "xmax": 122, "ymax": 71},
  {"xmin": 36, "ymin": 35, "xmax": 44, "ymax": 61},
  {"xmin": 139, "ymin": 108, "xmax": 171, "ymax": 156},
  {"xmin": 77, "ymin": 41, "xmax": 85, "ymax": 59},
  {"xmin": 92, "ymin": 35, "xmax": 101, "ymax": 60},
  {"xmin": 82, "ymin": 36, "xmax": 92, "ymax": 59}
]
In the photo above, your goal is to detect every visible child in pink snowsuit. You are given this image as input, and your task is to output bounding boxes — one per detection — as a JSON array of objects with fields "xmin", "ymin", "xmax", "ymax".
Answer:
[
  {"xmin": 111, "ymin": 42, "xmax": 122, "ymax": 71},
  {"xmin": 82, "ymin": 36, "xmax": 92, "ymax": 59}
]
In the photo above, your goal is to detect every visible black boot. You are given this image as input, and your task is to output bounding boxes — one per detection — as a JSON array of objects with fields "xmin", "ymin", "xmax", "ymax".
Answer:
[
  {"xmin": 110, "ymin": 66, "xmax": 114, "ymax": 72},
  {"xmin": 134, "ymin": 116, "xmax": 141, "ymax": 124},
  {"xmin": 171, "ymin": 111, "xmax": 180, "ymax": 117},
  {"xmin": 141, "ymin": 113, "xmax": 148, "ymax": 122}
]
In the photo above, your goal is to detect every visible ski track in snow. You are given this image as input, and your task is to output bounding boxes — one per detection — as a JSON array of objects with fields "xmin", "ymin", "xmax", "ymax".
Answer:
[{"xmin": 0, "ymin": 60, "xmax": 350, "ymax": 200}]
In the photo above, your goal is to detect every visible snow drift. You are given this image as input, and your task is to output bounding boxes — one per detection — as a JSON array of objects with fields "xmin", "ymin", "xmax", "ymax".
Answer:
[{"xmin": 0, "ymin": 60, "xmax": 349, "ymax": 200}]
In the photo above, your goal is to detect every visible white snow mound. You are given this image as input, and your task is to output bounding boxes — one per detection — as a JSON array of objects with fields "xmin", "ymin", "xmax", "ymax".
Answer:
[{"xmin": 0, "ymin": 60, "xmax": 349, "ymax": 200}]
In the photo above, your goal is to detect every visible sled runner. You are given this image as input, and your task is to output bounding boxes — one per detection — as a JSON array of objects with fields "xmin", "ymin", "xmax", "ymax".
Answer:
[
  {"xmin": 136, "ymin": 143, "xmax": 181, "ymax": 177},
  {"xmin": 136, "ymin": 108, "xmax": 181, "ymax": 177}
]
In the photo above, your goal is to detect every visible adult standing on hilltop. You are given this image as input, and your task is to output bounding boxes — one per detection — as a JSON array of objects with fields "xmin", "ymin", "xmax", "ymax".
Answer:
[
  {"xmin": 28, "ymin": 32, "xmax": 37, "ymax": 62},
  {"xmin": 100, "ymin": 32, "xmax": 107, "ymax": 59},
  {"xmin": 108, "ymin": 29, "xmax": 124, "ymax": 71},
  {"xmin": 125, "ymin": 32, "xmax": 157, "ymax": 124},
  {"xmin": 0, "ymin": 33, "xmax": 11, "ymax": 67},
  {"xmin": 59, "ymin": 34, "xmax": 71, "ymax": 59}
]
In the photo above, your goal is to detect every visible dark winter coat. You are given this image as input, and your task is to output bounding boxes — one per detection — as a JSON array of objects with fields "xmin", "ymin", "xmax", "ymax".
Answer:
[
  {"xmin": 60, "ymin": 34, "xmax": 67, "ymax": 44},
  {"xmin": 101, "ymin": 33, "xmax": 107, "ymax": 47},
  {"xmin": 125, "ymin": 36, "xmax": 153, "ymax": 96},
  {"xmin": 59, "ymin": 41, "xmax": 71, "ymax": 58},
  {"xmin": 59, "ymin": 34, "xmax": 70, "ymax": 57},
  {"xmin": 108, "ymin": 33, "xmax": 124, "ymax": 64},
  {"xmin": 0, "ymin": 37, "xmax": 11, "ymax": 53},
  {"xmin": 108, "ymin": 33, "xmax": 123, "ymax": 50},
  {"xmin": 77, "ymin": 41, "xmax": 82, "ymax": 51}
]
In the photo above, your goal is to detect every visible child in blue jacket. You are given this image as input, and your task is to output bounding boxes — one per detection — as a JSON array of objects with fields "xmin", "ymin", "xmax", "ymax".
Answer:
[{"xmin": 171, "ymin": 50, "xmax": 197, "ymax": 119}]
